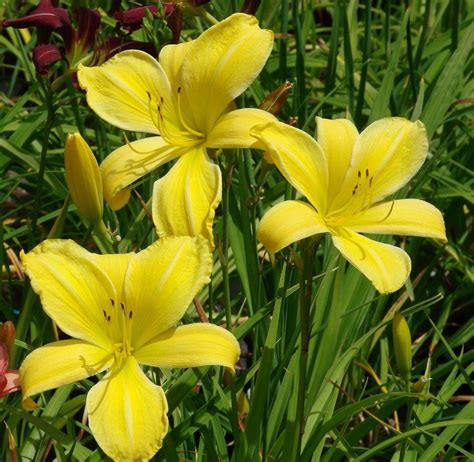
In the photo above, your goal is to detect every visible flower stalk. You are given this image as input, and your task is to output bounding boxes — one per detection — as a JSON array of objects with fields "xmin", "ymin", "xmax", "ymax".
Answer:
[{"xmin": 294, "ymin": 237, "xmax": 319, "ymax": 459}]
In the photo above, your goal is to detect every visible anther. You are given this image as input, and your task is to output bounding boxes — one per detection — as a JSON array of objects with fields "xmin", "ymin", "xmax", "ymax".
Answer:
[
  {"xmin": 110, "ymin": 299, "xmax": 115, "ymax": 307},
  {"xmin": 102, "ymin": 310, "xmax": 107, "ymax": 319},
  {"xmin": 358, "ymin": 170, "xmax": 361, "ymax": 179},
  {"xmin": 365, "ymin": 169, "xmax": 369, "ymax": 178},
  {"xmin": 177, "ymin": 86, "xmax": 182, "ymax": 94},
  {"xmin": 369, "ymin": 177, "xmax": 373, "ymax": 187},
  {"xmin": 146, "ymin": 91, "xmax": 151, "ymax": 100},
  {"xmin": 129, "ymin": 311, "xmax": 133, "ymax": 320},
  {"xmin": 107, "ymin": 315, "xmax": 111, "ymax": 322},
  {"xmin": 120, "ymin": 303, "xmax": 125, "ymax": 311}
]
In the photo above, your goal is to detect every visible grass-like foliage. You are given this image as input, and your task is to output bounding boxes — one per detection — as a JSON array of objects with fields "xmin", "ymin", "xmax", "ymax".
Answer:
[{"xmin": 1, "ymin": 0, "xmax": 473, "ymax": 461}]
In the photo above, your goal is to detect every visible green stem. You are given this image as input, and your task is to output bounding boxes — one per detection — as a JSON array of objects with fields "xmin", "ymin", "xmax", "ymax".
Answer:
[
  {"xmin": 221, "ymin": 161, "xmax": 234, "ymax": 332},
  {"xmin": 220, "ymin": 154, "xmax": 240, "ymax": 449},
  {"xmin": 399, "ymin": 393, "xmax": 414, "ymax": 461},
  {"xmin": 92, "ymin": 220, "xmax": 114, "ymax": 254},
  {"xmin": 30, "ymin": 79, "xmax": 54, "ymax": 245},
  {"xmin": 294, "ymin": 239, "xmax": 317, "ymax": 459},
  {"xmin": 11, "ymin": 287, "xmax": 36, "ymax": 368}
]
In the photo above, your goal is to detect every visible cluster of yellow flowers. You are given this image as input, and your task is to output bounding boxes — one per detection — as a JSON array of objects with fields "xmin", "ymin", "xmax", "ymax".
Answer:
[{"xmin": 19, "ymin": 13, "xmax": 446, "ymax": 461}]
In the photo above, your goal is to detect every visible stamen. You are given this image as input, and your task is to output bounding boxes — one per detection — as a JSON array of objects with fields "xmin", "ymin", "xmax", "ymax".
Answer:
[
  {"xmin": 145, "ymin": 89, "xmax": 205, "ymax": 147},
  {"xmin": 375, "ymin": 200, "xmax": 395, "ymax": 223},
  {"xmin": 123, "ymin": 133, "xmax": 156, "ymax": 155},
  {"xmin": 176, "ymin": 87, "xmax": 205, "ymax": 138}
]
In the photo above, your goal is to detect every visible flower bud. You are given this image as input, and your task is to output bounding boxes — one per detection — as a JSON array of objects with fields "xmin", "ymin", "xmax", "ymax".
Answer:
[
  {"xmin": 0, "ymin": 321, "xmax": 15, "ymax": 353},
  {"xmin": 64, "ymin": 133, "xmax": 103, "ymax": 225},
  {"xmin": 392, "ymin": 312, "xmax": 412, "ymax": 383}
]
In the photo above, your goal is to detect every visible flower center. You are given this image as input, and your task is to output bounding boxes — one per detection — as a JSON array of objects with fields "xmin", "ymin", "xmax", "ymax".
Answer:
[
  {"xmin": 148, "ymin": 87, "xmax": 206, "ymax": 148},
  {"xmin": 103, "ymin": 299, "xmax": 134, "ymax": 367},
  {"xmin": 325, "ymin": 167, "xmax": 375, "ymax": 226}
]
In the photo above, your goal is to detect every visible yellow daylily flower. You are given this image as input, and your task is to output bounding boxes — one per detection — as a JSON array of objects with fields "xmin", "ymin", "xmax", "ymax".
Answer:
[
  {"xmin": 20, "ymin": 237, "xmax": 240, "ymax": 461},
  {"xmin": 77, "ymin": 13, "xmax": 276, "ymax": 246},
  {"xmin": 253, "ymin": 117, "xmax": 447, "ymax": 294}
]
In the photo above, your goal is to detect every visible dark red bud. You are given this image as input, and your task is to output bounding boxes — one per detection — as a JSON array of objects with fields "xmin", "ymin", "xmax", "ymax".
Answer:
[
  {"xmin": 33, "ymin": 44, "xmax": 62, "ymax": 75},
  {"xmin": 166, "ymin": 5, "xmax": 183, "ymax": 44},
  {"xmin": 3, "ymin": 1, "xmax": 72, "ymax": 47},
  {"xmin": 94, "ymin": 37, "xmax": 157, "ymax": 65},
  {"xmin": 163, "ymin": 3, "xmax": 176, "ymax": 16},
  {"xmin": 114, "ymin": 6, "xmax": 158, "ymax": 31},
  {"xmin": 241, "ymin": 0, "xmax": 261, "ymax": 15},
  {"xmin": 189, "ymin": 0, "xmax": 211, "ymax": 6},
  {"xmin": 75, "ymin": 8, "xmax": 101, "ymax": 52}
]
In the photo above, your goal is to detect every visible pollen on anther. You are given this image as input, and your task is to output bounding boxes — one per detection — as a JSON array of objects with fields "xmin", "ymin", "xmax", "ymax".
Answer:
[
  {"xmin": 129, "ymin": 311, "xmax": 133, "ymax": 320},
  {"xmin": 110, "ymin": 299, "xmax": 115, "ymax": 307},
  {"xmin": 107, "ymin": 315, "xmax": 111, "ymax": 322},
  {"xmin": 365, "ymin": 168, "xmax": 369, "ymax": 178},
  {"xmin": 177, "ymin": 86, "xmax": 182, "ymax": 94},
  {"xmin": 102, "ymin": 309, "xmax": 107, "ymax": 319},
  {"xmin": 358, "ymin": 170, "xmax": 361, "ymax": 179},
  {"xmin": 120, "ymin": 303, "xmax": 125, "ymax": 312}
]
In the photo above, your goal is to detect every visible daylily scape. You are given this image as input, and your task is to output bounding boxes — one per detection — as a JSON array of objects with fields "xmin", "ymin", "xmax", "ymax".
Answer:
[
  {"xmin": 20, "ymin": 238, "xmax": 240, "ymax": 461},
  {"xmin": 78, "ymin": 13, "xmax": 276, "ymax": 246},
  {"xmin": 253, "ymin": 117, "xmax": 447, "ymax": 293}
]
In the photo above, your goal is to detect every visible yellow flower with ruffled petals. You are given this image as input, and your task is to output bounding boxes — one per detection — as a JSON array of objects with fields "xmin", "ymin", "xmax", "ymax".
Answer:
[
  {"xmin": 20, "ymin": 237, "xmax": 240, "ymax": 461},
  {"xmin": 252, "ymin": 117, "xmax": 447, "ymax": 293},
  {"xmin": 77, "ymin": 13, "xmax": 276, "ymax": 247}
]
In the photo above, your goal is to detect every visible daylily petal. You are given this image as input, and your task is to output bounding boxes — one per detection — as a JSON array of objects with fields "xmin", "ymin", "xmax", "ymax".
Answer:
[
  {"xmin": 258, "ymin": 200, "xmax": 328, "ymax": 253},
  {"xmin": 89, "ymin": 253, "xmax": 134, "ymax": 301},
  {"xmin": 251, "ymin": 121, "xmax": 329, "ymax": 214},
  {"xmin": 21, "ymin": 240, "xmax": 116, "ymax": 349},
  {"xmin": 87, "ymin": 356, "xmax": 168, "ymax": 462},
  {"xmin": 342, "ymin": 199, "xmax": 447, "ymax": 241},
  {"xmin": 316, "ymin": 117, "xmax": 358, "ymax": 202},
  {"xmin": 78, "ymin": 50, "xmax": 173, "ymax": 134},
  {"xmin": 331, "ymin": 118, "xmax": 428, "ymax": 211},
  {"xmin": 134, "ymin": 324, "xmax": 240, "ymax": 371},
  {"xmin": 152, "ymin": 148, "xmax": 221, "ymax": 246},
  {"xmin": 0, "ymin": 343, "xmax": 8, "ymax": 373},
  {"xmin": 179, "ymin": 13, "xmax": 273, "ymax": 132},
  {"xmin": 159, "ymin": 41, "xmax": 193, "ymax": 90},
  {"xmin": 331, "ymin": 229, "xmax": 411, "ymax": 294},
  {"xmin": 20, "ymin": 340, "xmax": 112, "ymax": 403},
  {"xmin": 124, "ymin": 237, "xmax": 212, "ymax": 349},
  {"xmin": 206, "ymin": 108, "xmax": 277, "ymax": 150},
  {"xmin": 0, "ymin": 371, "xmax": 20, "ymax": 397},
  {"xmin": 100, "ymin": 136, "xmax": 184, "ymax": 210}
]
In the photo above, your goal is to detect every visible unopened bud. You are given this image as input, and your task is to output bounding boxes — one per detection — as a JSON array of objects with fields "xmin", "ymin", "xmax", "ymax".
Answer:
[
  {"xmin": 0, "ymin": 321, "xmax": 15, "ymax": 353},
  {"xmin": 64, "ymin": 133, "xmax": 103, "ymax": 225},
  {"xmin": 392, "ymin": 312, "xmax": 412, "ymax": 383},
  {"xmin": 412, "ymin": 375, "xmax": 430, "ymax": 393},
  {"xmin": 237, "ymin": 390, "xmax": 250, "ymax": 416}
]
